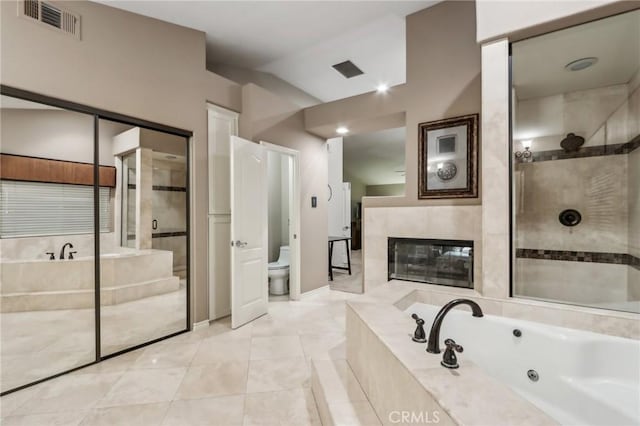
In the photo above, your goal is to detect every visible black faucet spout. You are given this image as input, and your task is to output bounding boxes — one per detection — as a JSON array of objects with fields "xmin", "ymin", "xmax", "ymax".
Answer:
[
  {"xmin": 426, "ymin": 299, "xmax": 483, "ymax": 354},
  {"xmin": 60, "ymin": 242, "xmax": 73, "ymax": 260}
]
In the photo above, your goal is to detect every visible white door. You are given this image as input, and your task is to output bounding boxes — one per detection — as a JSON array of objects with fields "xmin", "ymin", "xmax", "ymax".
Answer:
[{"xmin": 231, "ymin": 136, "xmax": 268, "ymax": 329}]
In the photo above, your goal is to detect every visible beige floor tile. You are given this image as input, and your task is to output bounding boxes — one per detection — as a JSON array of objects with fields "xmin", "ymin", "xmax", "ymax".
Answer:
[
  {"xmin": 250, "ymin": 336, "xmax": 304, "ymax": 360},
  {"xmin": 190, "ymin": 337, "xmax": 251, "ymax": 365},
  {"xmin": 300, "ymin": 333, "xmax": 346, "ymax": 360},
  {"xmin": 80, "ymin": 402, "xmax": 169, "ymax": 426},
  {"xmin": 329, "ymin": 401, "xmax": 382, "ymax": 426},
  {"xmin": 0, "ymin": 410, "xmax": 88, "ymax": 426},
  {"xmin": 132, "ymin": 341, "xmax": 200, "ymax": 370},
  {"xmin": 97, "ymin": 368, "xmax": 186, "ymax": 408},
  {"xmin": 12, "ymin": 373, "xmax": 122, "ymax": 416},
  {"xmin": 71, "ymin": 349, "xmax": 143, "ymax": 375},
  {"xmin": 174, "ymin": 361, "xmax": 248, "ymax": 400},
  {"xmin": 250, "ymin": 317, "xmax": 299, "ymax": 337},
  {"xmin": 0, "ymin": 386, "xmax": 39, "ymax": 418},
  {"xmin": 162, "ymin": 395, "xmax": 245, "ymax": 426},
  {"xmin": 243, "ymin": 388, "xmax": 321, "ymax": 426},
  {"xmin": 246, "ymin": 357, "xmax": 310, "ymax": 393}
]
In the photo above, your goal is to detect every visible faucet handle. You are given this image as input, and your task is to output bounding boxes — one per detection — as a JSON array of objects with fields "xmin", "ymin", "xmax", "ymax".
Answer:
[
  {"xmin": 411, "ymin": 314, "xmax": 427, "ymax": 343},
  {"xmin": 68, "ymin": 251, "xmax": 77, "ymax": 260},
  {"xmin": 46, "ymin": 252, "xmax": 55, "ymax": 260},
  {"xmin": 444, "ymin": 338, "xmax": 463, "ymax": 353},
  {"xmin": 441, "ymin": 338, "xmax": 463, "ymax": 369}
]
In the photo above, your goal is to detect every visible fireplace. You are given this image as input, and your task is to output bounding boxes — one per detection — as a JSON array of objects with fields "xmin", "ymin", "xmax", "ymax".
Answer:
[{"xmin": 388, "ymin": 237, "xmax": 474, "ymax": 289}]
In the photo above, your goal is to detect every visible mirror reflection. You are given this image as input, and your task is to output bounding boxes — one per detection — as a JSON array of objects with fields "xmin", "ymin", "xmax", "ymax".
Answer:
[
  {"xmin": 99, "ymin": 119, "xmax": 188, "ymax": 356},
  {"xmin": 0, "ymin": 95, "xmax": 97, "ymax": 392}
]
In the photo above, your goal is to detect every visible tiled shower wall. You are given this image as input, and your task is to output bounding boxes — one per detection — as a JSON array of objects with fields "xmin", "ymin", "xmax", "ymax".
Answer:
[{"xmin": 513, "ymin": 74, "xmax": 640, "ymax": 304}]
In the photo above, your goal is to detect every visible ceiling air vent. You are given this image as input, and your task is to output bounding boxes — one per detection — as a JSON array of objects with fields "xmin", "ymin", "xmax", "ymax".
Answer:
[
  {"xmin": 332, "ymin": 60, "xmax": 364, "ymax": 79},
  {"xmin": 18, "ymin": 0, "xmax": 81, "ymax": 40}
]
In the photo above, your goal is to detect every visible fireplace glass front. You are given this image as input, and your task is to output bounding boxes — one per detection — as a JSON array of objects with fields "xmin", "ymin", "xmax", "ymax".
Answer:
[{"xmin": 388, "ymin": 238, "xmax": 473, "ymax": 288}]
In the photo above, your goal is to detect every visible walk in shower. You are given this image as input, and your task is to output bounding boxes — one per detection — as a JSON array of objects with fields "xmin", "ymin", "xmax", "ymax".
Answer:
[
  {"xmin": 510, "ymin": 10, "xmax": 639, "ymax": 313},
  {"xmin": 0, "ymin": 89, "xmax": 190, "ymax": 394}
]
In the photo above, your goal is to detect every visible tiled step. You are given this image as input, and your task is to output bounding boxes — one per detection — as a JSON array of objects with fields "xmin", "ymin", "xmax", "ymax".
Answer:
[{"xmin": 311, "ymin": 358, "xmax": 382, "ymax": 426}]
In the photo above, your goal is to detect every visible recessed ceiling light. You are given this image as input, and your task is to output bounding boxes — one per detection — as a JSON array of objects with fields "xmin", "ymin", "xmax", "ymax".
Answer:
[
  {"xmin": 376, "ymin": 83, "xmax": 389, "ymax": 93},
  {"xmin": 564, "ymin": 57, "xmax": 598, "ymax": 72},
  {"xmin": 336, "ymin": 126, "xmax": 349, "ymax": 135}
]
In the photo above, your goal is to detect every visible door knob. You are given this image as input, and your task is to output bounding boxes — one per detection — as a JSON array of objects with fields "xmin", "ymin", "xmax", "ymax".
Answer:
[{"xmin": 234, "ymin": 240, "xmax": 248, "ymax": 248}]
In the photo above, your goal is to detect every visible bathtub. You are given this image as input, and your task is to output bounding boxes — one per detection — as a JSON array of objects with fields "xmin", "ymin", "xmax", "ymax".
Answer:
[
  {"xmin": 1, "ymin": 248, "xmax": 179, "ymax": 312},
  {"xmin": 406, "ymin": 302, "xmax": 640, "ymax": 426}
]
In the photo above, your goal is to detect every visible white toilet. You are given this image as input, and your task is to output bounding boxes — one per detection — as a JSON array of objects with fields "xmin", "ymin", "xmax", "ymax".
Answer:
[{"xmin": 268, "ymin": 246, "xmax": 290, "ymax": 295}]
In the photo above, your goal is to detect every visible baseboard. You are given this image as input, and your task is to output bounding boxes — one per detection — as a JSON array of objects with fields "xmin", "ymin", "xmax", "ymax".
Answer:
[
  {"xmin": 192, "ymin": 319, "xmax": 210, "ymax": 330},
  {"xmin": 300, "ymin": 284, "xmax": 329, "ymax": 299}
]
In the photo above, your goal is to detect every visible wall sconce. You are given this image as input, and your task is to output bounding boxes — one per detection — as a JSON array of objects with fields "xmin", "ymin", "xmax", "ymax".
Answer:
[{"xmin": 515, "ymin": 140, "xmax": 532, "ymax": 160}]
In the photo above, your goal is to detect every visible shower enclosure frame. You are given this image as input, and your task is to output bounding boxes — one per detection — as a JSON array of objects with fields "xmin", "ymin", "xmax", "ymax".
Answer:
[{"xmin": 0, "ymin": 84, "xmax": 192, "ymax": 396}]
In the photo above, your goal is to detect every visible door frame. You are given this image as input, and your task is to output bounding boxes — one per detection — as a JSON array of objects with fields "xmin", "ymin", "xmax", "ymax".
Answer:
[
  {"xmin": 206, "ymin": 103, "xmax": 239, "ymax": 322},
  {"xmin": 260, "ymin": 141, "xmax": 301, "ymax": 301}
]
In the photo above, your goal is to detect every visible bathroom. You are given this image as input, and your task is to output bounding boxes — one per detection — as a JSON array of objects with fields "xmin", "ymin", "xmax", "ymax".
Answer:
[
  {"xmin": 0, "ymin": 0, "xmax": 639, "ymax": 424},
  {"xmin": 267, "ymin": 150, "xmax": 294, "ymax": 299}
]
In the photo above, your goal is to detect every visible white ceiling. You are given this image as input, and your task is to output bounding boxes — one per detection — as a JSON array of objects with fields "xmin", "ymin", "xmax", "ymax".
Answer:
[
  {"xmin": 343, "ymin": 127, "xmax": 406, "ymax": 186},
  {"xmin": 97, "ymin": 1, "xmax": 438, "ymax": 102},
  {"xmin": 513, "ymin": 10, "xmax": 640, "ymax": 100}
]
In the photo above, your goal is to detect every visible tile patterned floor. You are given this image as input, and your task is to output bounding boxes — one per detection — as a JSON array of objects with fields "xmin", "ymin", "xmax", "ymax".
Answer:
[{"xmin": 0, "ymin": 288, "xmax": 360, "ymax": 425}]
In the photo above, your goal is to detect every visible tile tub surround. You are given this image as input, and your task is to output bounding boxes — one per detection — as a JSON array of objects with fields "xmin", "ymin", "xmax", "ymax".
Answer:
[
  {"xmin": 346, "ymin": 293, "xmax": 555, "ymax": 426},
  {"xmin": 346, "ymin": 283, "xmax": 640, "ymax": 425},
  {"xmin": 1, "ymin": 249, "xmax": 180, "ymax": 312},
  {"xmin": 514, "ymin": 258, "xmax": 633, "ymax": 309}
]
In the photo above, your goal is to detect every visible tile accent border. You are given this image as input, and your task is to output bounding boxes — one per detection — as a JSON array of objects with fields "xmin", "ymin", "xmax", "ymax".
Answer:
[
  {"xmin": 519, "ymin": 134, "xmax": 640, "ymax": 163},
  {"xmin": 516, "ymin": 248, "xmax": 640, "ymax": 270},
  {"xmin": 128, "ymin": 184, "xmax": 187, "ymax": 192}
]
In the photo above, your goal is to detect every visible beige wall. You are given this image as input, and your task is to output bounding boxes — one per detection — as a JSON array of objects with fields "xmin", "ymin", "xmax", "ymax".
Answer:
[
  {"xmin": 365, "ymin": 184, "xmax": 405, "ymax": 197},
  {"xmin": 1, "ymin": 0, "xmax": 239, "ymax": 323},
  {"xmin": 344, "ymin": 171, "xmax": 366, "ymax": 221},
  {"xmin": 240, "ymin": 84, "xmax": 328, "ymax": 293},
  {"xmin": 0, "ymin": 109, "xmax": 131, "ymax": 166}
]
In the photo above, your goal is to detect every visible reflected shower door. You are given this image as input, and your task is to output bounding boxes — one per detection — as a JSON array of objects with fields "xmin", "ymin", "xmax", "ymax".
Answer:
[{"xmin": 99, "ymin": 120, "xmax": 188, "ymax": 356}]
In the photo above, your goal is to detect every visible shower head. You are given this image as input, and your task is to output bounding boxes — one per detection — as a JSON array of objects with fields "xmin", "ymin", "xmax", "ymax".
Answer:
[{"xmin": 560, "ymin": 133, "xmax": 585, "ymax": 153}]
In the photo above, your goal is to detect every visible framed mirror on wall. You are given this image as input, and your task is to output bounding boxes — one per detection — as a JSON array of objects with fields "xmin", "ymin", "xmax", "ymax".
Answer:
[
  {"xmin": 510, "ymin": 10, "xmax": 640, "ymax": 314},
  {"xmin": 0, "ymin": 86, "xmax": 192, "ymax": 395}
]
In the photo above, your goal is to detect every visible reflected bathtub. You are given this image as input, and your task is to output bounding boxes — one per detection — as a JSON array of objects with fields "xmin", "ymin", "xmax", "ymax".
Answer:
[{"xmin": 1, "ymin": 248, "xmax": 179, "ymax": 312}]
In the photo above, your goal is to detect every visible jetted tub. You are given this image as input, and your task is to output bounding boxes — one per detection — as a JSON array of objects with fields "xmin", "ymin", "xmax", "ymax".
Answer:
[{"xmin": 406, "ymin": 302, "xmax": 640, "ymax": 426}]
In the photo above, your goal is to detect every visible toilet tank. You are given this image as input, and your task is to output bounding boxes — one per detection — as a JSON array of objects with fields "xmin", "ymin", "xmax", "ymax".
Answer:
[{"xmin": 278, "ymin": 246, "xmax": 290, "ymax": 264}]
